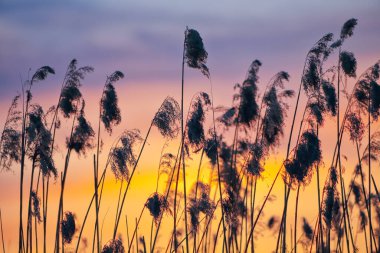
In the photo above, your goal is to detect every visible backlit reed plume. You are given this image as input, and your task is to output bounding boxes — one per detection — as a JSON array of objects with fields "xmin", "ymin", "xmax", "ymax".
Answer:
[
  {"xmin": 101, "ymin": 71, "xmax": 124, "ymax": 134},
  {"xmin": 322, "ymin": 166, "xmax": 342, "ymax": 250},
  {"xmin": 145, "ymin": 192, "xmax": 171, "ymax": 225},
  {"xmin": 345, "ymin": 112, "xmax": 365, "ymax": 142},
  {"xmin": 247, "ymin": 71, "xmax": 293, "ymax": 177},
  {"xmin": 110, "ymin": 129, "xmax": 142, "ymax": 181},
  {"xmin": 0, "ymin": 95, "xmax": 21, "ymax": 171},
  {"xmin": 203, "ymin": 129, "xmax": 219, "ymax": 167},
  {"xmin": 261, "ymin": 71, "xmax": 293, "ymax": 148},
  {"xmin": 30, "ymin": 191, "xmax": 42, "ymax": 222},
  {"xmin": 302, "ymin": 33, "xmax": 333, "ymax": 95},
  {"xmin": 353, "ymin": 62, "xmax": 380, "ymax": 118},
  {"xmin": 284, "ymin": 130, "xmax": 322, "ymax": 187},
  {"xmin": 66, "ymin": 102, "xmax": 95, "ymax": 155},
  {"xmin": 26, "ymin": 105, "xmax": 57, "ymax": 177},
  {"xmin": 220, "ymin": 141, "xmax": 246, "ymax": 235},
  {"xmin": 185, "ymin": 28, "xmax": 209, "ymax": 78},
  {"xmin": 61, "ymin": 211, "xmax": 76, "ymax": 244},
  {"xmin": 101, "ymin": 239, "xmax": 125, "ymax": 253},
  {"xmin": 152, "ymin": 97, "xmax": 181, "ymax": 139},
  {"xmin": 59, "ymin": 59, "xmax": 94, "ymax": 118},
  {"xmin": 188, "ymin": 182, "xmax": 215, "ymax": 231},
  {"xmin": 219, "ymin": 60, "xmax": 261, "ymax": 128},
  {"xmin": 186, "ymin": 92, "xmax": 211, "ymax": 153},
  {"xmin": 245, "ymin": 143, "xmax": 264, "ymax": 177},
  {"xmin": 302, "ymin": 217, "xmax": 313, "ymax": 242}
]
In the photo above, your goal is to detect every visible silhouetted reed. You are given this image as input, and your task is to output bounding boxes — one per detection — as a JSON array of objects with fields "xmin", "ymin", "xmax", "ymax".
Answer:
[
  {"xmin": 171, "ymin": 26, "xmax": 211, "ymax": 253},
  {"xmin": 152, "ymin": 97, "xmax": 181, "ymax": 139},
  {"xmin": 0, "ymin": 95, "xmax": 21, "ymax": 171},
  {"xmin": 110, "ymin": 130, "xmax": 142, "ymax": 181},
  {"xmin": 284, "ymin": 130, "xmax": 322, "ymax": 187},
  {"xmin": 25, "ymin": 113, "xmax": 51, "ymax": 253},
  {"xmin": 101, "ymin": 239, "xmax": 125, "ymax": 253},
  {"xmin": 188, "ymin": 182, "xmax": 214, "ymax": 231},
  {"xmin": 59, "ymin": 60, "xmax": 94, "ymax": 118},
  {"xmin": 100, "ymin": 71, "xmax": 123, "ymax": 133},
  {"xmin": 55, "ymin": 101, "xmax": 95, "ymax": 252},
  {"xmin": 19, "ymin": 66, "xmax": 55, "ymax": 253},
  {"xmin": 113, "ymin": 96, "xmax": 180, "ymax": 241},
  {"xmin": 31, "ymin": 191, "xmax": 42, "ymax": 222},
  {"xmin": 145, "ymin": 192, "xmax": 171, "ymax": 225},
  {"xmin": 26, "ymin": 105, "xmax": 57, "ymax": 177},
  {"xmin": 184, "ymin": 28, "xmax": 209, "ymax": 78},
  {"xmin": 185, "ymin": 92, "xmax": 211, "ymax": 153},
  {"xmin": 48, "ymin": 59, "xmax": 93, "ymax": 253},
  {"xmin": 66, "ymin": 103, "xmax": 95, "ymax": 155},
  {"xmin": 61, "ymin": 211, "xmax": 76, "ymax": 244}
]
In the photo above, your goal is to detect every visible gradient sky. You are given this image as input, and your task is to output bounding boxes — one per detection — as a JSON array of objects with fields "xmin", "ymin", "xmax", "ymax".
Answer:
[{"xmin": 0, "ymin": 0, "xmax": 379, "ymax": 252}]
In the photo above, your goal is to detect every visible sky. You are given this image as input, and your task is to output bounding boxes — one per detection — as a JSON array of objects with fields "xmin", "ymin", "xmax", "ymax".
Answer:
[{"xmin": 0, "ymin": 0, "xmax": 379, "ymax": 252}]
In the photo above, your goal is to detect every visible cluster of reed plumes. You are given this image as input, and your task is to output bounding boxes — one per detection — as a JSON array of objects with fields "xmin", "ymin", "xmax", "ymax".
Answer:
[{"xmin": 0, "ymin": 19, "xmax": 379, "ymax": 253}]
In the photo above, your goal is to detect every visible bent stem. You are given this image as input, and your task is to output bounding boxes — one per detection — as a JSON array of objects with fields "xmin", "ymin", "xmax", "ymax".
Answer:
[
  {"xmin": 112, "ymin": 122, "xmax": 153, "ymax": 239},
  {"xmin": 245, "ymin": 164, "xmax": 283, "ymax": 252}
]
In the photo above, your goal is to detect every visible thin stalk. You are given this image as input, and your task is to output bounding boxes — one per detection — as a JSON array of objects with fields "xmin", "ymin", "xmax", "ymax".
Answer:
[
  {"xmin": 315, "ymin": 85, "xmax": 324, "ymax": 252},
  {"xmin": 338, "ymin": 161, "xmax": 351, "ymax": 253},
  {"xmin": 172, "ymin": 150, "xmax": 182, "ymax": 251},
  {"xmin": 193, "ymin": 149, "xmax": 205, "ymax": 253},
  {"xmin": 0, "ymin": 209, "xmax": 5, "ymax": 253},
  {"xmin": 54, "ymin": 113, "xmax": 76, "ymax": 253},
  {"xmin": 93, "ymin": 81, "xmax": 109, "ymax": 253},
  {"xmin": 34, "ymin": 215, "xmax": 38, "ymax": 253},
  {"xmin": 142, "ymin": 236, "xmax": 147, "ymax": 253},
  {"xmin": 356, "ymin": 141, "xmax": 370, "ymax": 251},
  {"xmin": 364, "ymin": 224, "xmax": 369, "ymax": 253},
  {"xmin": 281, "ymin": 53, "xmax": 310, "ymax": 253},
  {"xmin": 294, "ymin": 185, "xmax": 300, "ymax": 253},
  {"xmin": 60, "ymin": 174, "xmax": 64, "ymax": 253},
  {"xmin": 251, "ymin": 177, "xmax": 257, "ymax": 253},
  {"xmin": 151, "ymin": 141, "xmax": 182, "ymax": 252},
  {"xmin": 239, "ymin": 177, "xmax": 248, "ymax": 252},
  {"xmin": 26, "ymin": 154, "xmax": 37, "ymax": 253},
  {"xmin": 212, "ymin": 217, "xmax": 223, "ymax": 253},
  {"xmin": 136, "ymin": 218, "xmax": 139, "ymax": 253},
  {"xmin": 19, "ymin": 79, "xmax": 31, "ymax": 253},
  {"xmin": 113, "ymin": 180, "xmax": 124, "ymax": 239},
  {"xmin": 368, "ymin": 88, "xmax": 372, "ymax": 253},
  {"xmin": 127, "ymin": 206, "xmax": 145, "ymax": 253},
  {"xmin": 43, "ymin": 176, "xmax": 49, "ymax": 253},
  {"xmin": 113, "ymin": 122, "xmax": 154, "ymax": 239},
  {"xmin": 372, "ymin": 175, "xmax": 379, "ymax": 200},
  {"xmin": 179, "ymin": 29, "xmax": 190, "ymax": 253},
  {"xmin": 208, "ymin": 76, "xmax": 228, "ymax": 253},
  {"xmin": 195, "ymin": 205, "xmax": 218, "ymax": 253},
  {"xmin": 74, "ymin": 170, "xmax": 106, "ymax": 253},
  {"xmin": 316, "ymin": 163, "xmax": 323, "ymax": 252},
  {"xmin": 275, "ymin": 189, "xmax": 291, "ymax": 253},
  {"xmin": 245, "ymin": 164, "xmax": 283, "ymax": 252},
  {"xmin": 93, "ymin": 154, "xmax": 100, "ymax": 253},
  {"xmin": 126, "ymin": 215, "xmax": 130, "ymax": 250}
]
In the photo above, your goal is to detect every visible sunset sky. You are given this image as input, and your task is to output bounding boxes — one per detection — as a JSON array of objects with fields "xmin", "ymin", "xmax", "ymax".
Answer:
[{"xmin": 0, "ymin": 0, "xmax": 379, "ymax": 252}]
